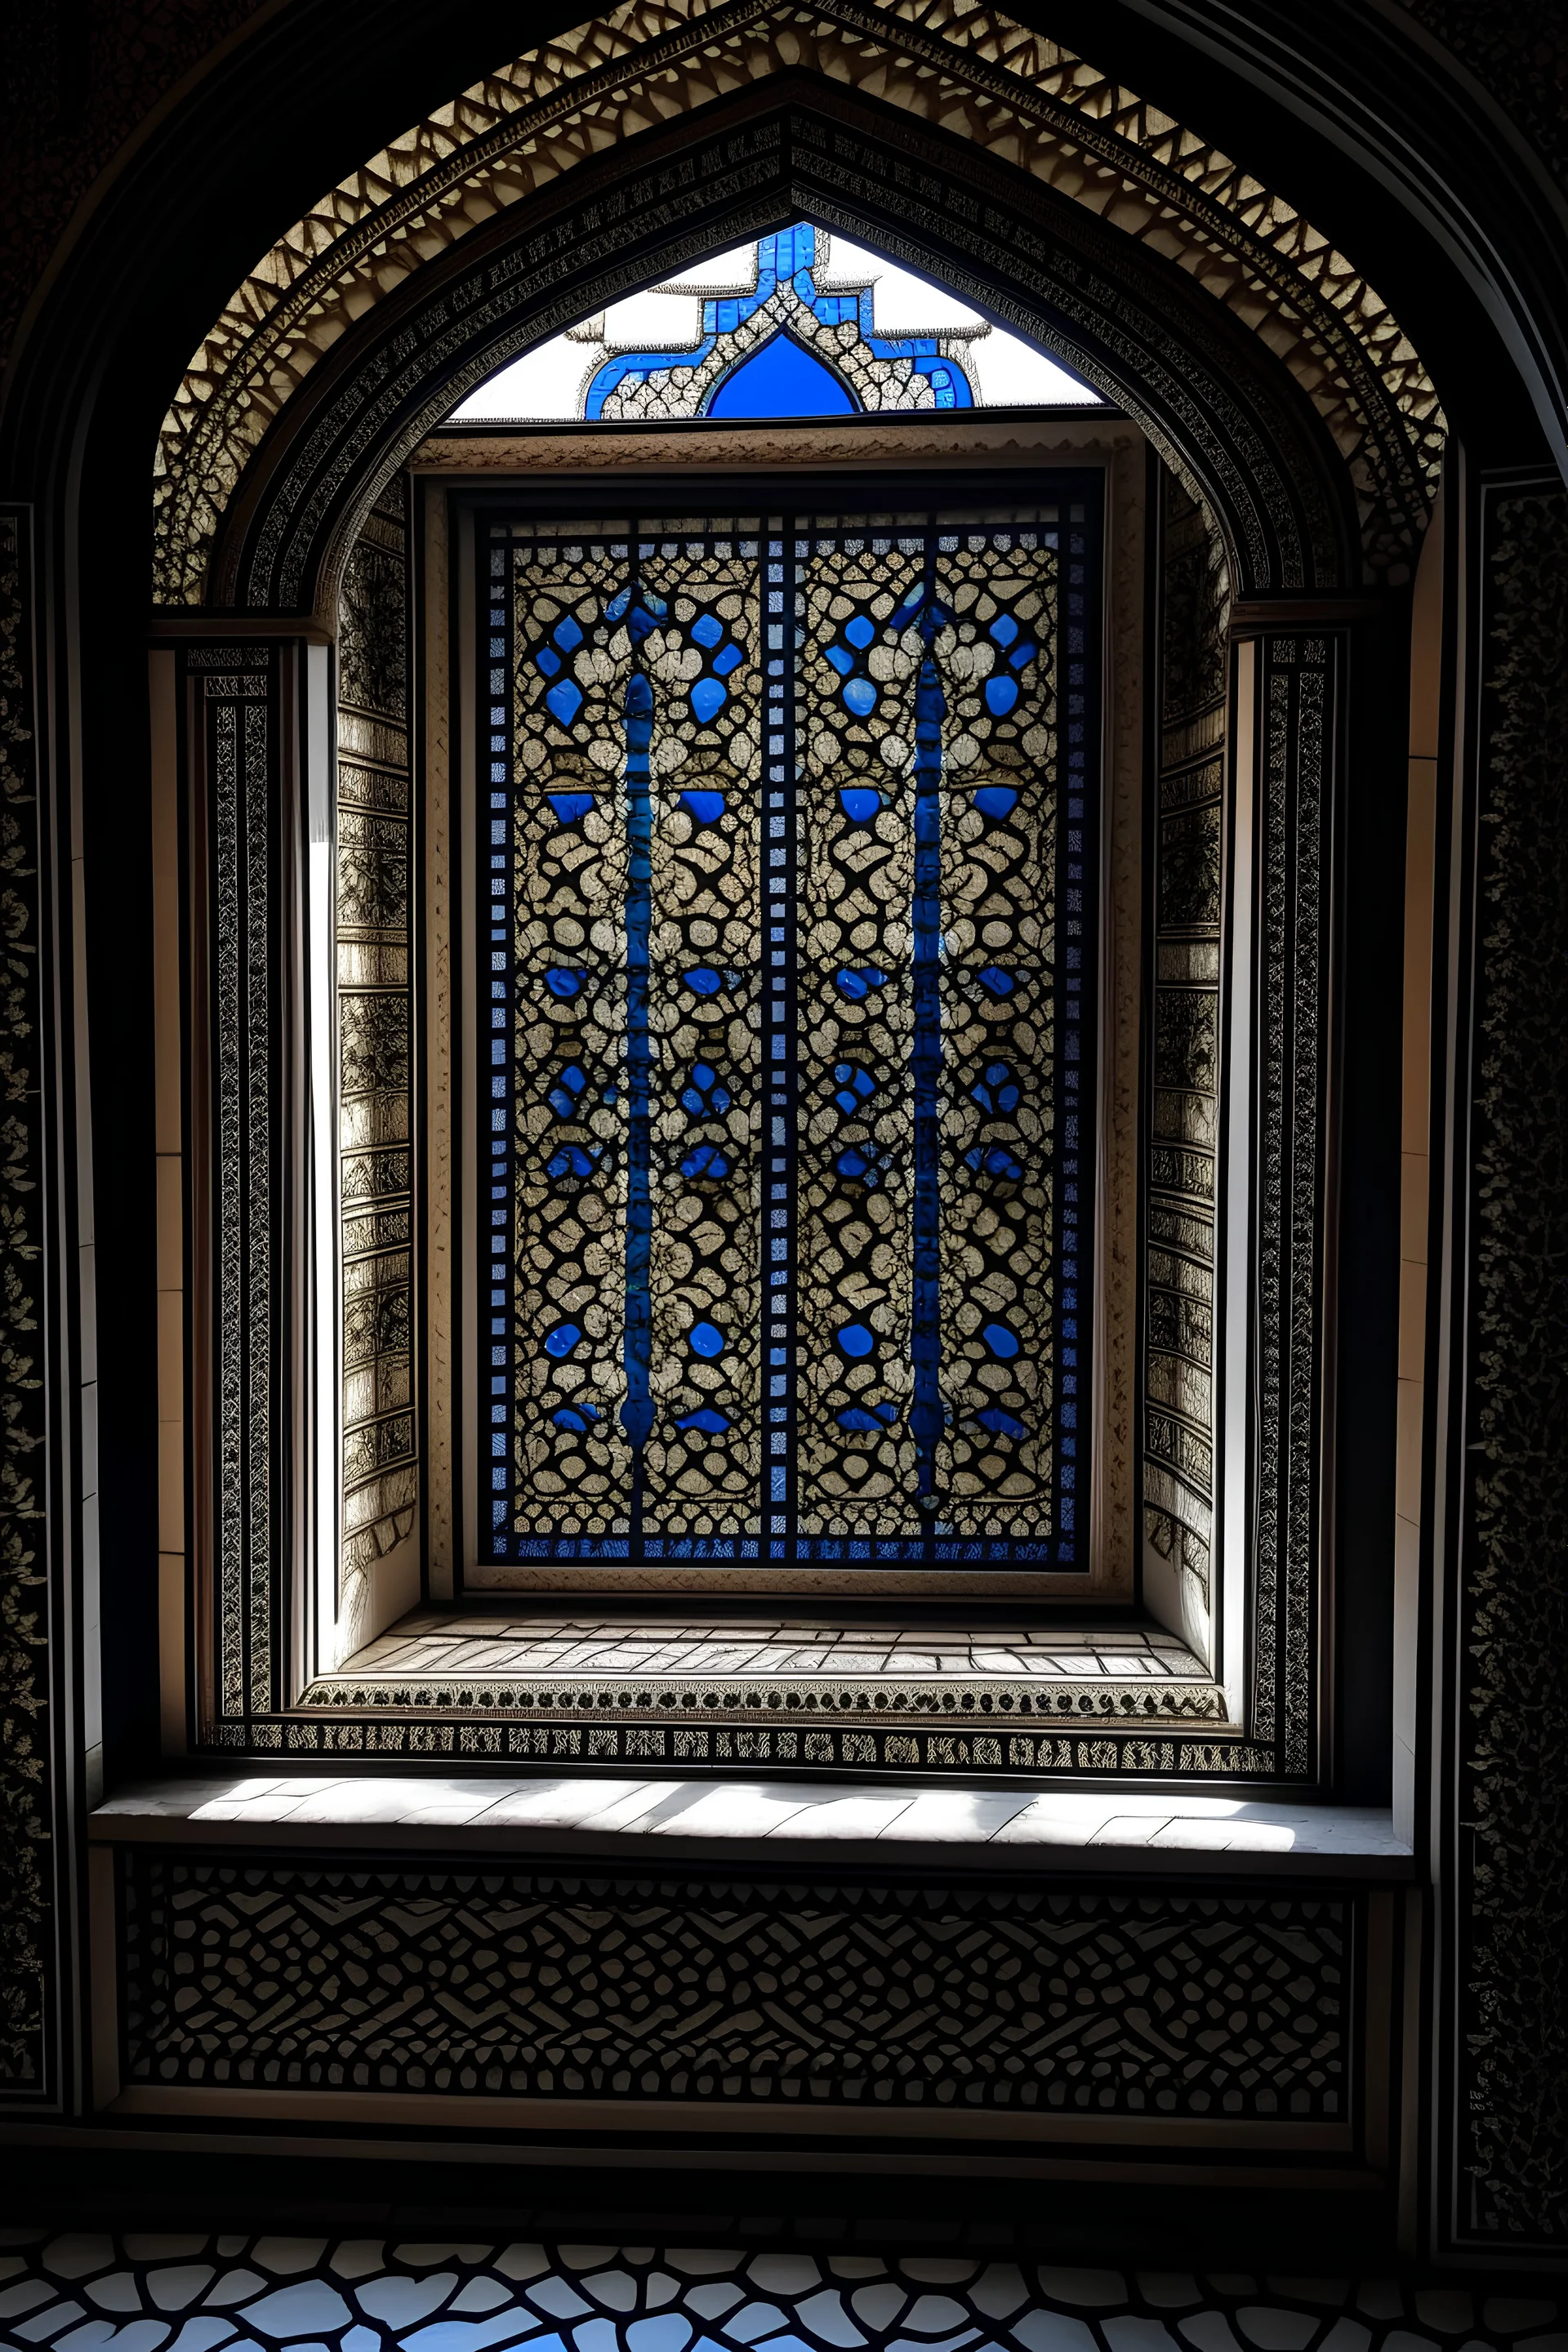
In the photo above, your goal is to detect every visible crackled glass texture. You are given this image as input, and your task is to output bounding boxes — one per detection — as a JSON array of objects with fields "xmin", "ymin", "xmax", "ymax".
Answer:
[
  {"xmin": 483, "ymin": 506, "xmax": 1097, "ymax": 1569},
  {"xmin": 0, "ymin": 2234, "xmax": 1557, "ymax": 2352}
]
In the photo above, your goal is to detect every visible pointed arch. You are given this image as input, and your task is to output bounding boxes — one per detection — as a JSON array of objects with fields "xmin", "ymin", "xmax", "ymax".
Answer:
[
  {"xmin": 150, "ymin": 0, "xmax": 1444, "ymax": 613},
  {"xmin": 702, "ymin": 327, "xmax": 862, "ymax": 418}
]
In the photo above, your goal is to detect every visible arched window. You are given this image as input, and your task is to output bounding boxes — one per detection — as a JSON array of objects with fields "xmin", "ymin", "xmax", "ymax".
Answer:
[{"xmin": 143, "ymin": 20, "xmax": 1442, "ymax": 1787}]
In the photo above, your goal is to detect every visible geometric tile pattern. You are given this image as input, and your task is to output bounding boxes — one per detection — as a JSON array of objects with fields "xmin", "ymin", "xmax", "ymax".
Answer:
[
  {"xmin": 149, "ymin": 0, "xmax": 1445, "ymax": 604},
  {"xmin": 300, "ymin": 1617, "xmax": 1228, "ymax": 1733},
  {"xmin": 1458, "ymin": 482, "xmax": 1568, "ymax": 2250},
  {"xmin": 336, "ymin": 488, "xmax": 416, "ymax": 1621},
  {"xmin": 0, "ymin": 508, "xmax": 51, "ymax": 2101},
  {"xmin": 120, "ymin": 1856, "xmax": 1348, "ymax": 2117},
  {"xmin": 1141, "ymin": 474, "xmax": 1227, "ymax": 1667},
  {"xmin": 0, "ymin": 2235, "xmax": 1560, "ymax": 2352},
  {"xmin": 337, "ymin": 1616, "xmax": 1209, "ymax": 1685}
]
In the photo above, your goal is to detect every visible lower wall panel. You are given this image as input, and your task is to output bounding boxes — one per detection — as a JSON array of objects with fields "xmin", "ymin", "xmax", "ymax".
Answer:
[{"xmin": 107, "ymin": 1849, "xmax": 1374, "ymax": 2158}]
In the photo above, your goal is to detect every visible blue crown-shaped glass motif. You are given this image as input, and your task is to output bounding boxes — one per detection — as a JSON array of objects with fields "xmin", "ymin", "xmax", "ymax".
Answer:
[{"xmin": 584, "ymin": 224, "xmax": 976, "ymax": 420}]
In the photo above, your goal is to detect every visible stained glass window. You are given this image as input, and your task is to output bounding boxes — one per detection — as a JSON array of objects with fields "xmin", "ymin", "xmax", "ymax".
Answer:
[
  {"xmin": 452, "ymin": 225, "xmax": 1102, "ymax": 423},
  {"xmin": 479, "ymin": 492, "xmax": 1101, "ymax": 1570}
]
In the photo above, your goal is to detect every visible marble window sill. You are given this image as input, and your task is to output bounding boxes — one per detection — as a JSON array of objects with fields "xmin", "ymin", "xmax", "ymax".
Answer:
[{"xmin": 91, "ymin": 1772, "xmax": 1413, "ymax": 1878}]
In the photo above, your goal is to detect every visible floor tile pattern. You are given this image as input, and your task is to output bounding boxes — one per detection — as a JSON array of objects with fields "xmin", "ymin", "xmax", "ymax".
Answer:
[{"xmin": 0, "ymin": 2236, "xmax": 1560, "ymax": 2352}]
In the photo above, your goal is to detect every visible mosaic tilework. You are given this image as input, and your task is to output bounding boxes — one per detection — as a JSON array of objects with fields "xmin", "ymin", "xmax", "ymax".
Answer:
[
  {"xmin": 118, "ymin": 1856, "xmax": 1345, "ymax": 2116},
  {"xmin": 301, "ymin": 1615, "xmax": 1223, "ymax": 1726},
  {"xmin": 584, "ymin": 223, "xmax": 989, "ymax": 419},
  {"xmin": 337, "ymin": 490, "xmax": 417, "ymax": 1610},
  {"xmin": 1141, "ymin": 476, "xmax": 1227, "ymax": 1664},
  {"xmin": 340, "ymin": 1616, "xmax": 1207, "ymax": 1683},
  {"xmin": 148, "ymin": 0, "xmax": 1445, "ymax": 604},
  {"xmin": 0, "ymin": 509, "xmax": 50, "ymax": 2100},
  {"xmin": 0, "ymin": 2236, "xmax": 1560, "ymax": 2352},
  {"xmin": 194, "ymin": 648, "xmax": 278, "ymax": 1725}
]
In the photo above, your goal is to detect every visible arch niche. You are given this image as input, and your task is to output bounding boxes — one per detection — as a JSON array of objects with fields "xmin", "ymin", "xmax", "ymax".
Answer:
[
  {"xmin": 153, "ymin": 0, "xmax": 1443, "ymax": 619},
  {"xmin": 149, "ymin": 0, "xmax": 1440, "ymax": 1788}
]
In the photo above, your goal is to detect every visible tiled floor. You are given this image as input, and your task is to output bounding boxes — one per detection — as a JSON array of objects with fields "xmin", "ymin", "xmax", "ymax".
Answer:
[{"xmin": 341, "ymin": 1613, "xmax": 1209, "ymax": 1683}]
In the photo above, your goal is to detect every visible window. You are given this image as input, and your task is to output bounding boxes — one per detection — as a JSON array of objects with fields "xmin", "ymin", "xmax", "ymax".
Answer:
[
  {"xmin": 476, "ymin": 493, "xmax": 1102, "ymax": 1577},
  {"xmin": 452, "ymin": 224, "xmax": 1101, "ymax": 424}
]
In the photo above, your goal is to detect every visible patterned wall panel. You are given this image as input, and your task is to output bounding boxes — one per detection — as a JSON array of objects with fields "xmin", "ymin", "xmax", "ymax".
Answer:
[
  {"xmin": 118, "ymin": 1851, "xmax": 1351, "ymax": 2124},
  {"xmin": 1142, "ymin": 476, "xmax": 1228, "ymax": 1664},
  {"xmin": 336, "ymin": 491, "xmax": 417, "ymax": 1618},
  {"xmin": 1452, "ymin": 480, "xmax": 1568, "ymax": 2252},
  {"xmin": 1250, "ymin": 635, "xmax": 1334, "ymax": 1784},
  {"xmin": 0, "ymin": 509, "xmax": 51, "ymax": 2101},
  {"xmin": 194, "ymin": 647, "xmax": 281, "ymax": 1733}
]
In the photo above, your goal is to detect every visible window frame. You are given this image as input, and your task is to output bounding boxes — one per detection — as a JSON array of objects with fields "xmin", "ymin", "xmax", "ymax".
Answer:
[{"xmin": 452, "ymin": 466, "xmax": 1115, "ymax": 1602}]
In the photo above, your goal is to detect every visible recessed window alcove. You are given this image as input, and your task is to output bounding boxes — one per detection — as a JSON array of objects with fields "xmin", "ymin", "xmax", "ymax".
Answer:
[{"xmin": 144, "ymin": 28, "xmax": 1441, "ymax": 1795}]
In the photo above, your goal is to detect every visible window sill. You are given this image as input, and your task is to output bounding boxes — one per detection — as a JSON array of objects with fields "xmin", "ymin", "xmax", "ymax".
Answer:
[
  {"xmin": 91, "ymin": 1772, "xmax": 1411, "ymax": 1878},
  {"xmin": 300, "ymin": 1606, "xmax": 1231, "ymax": 1731}
]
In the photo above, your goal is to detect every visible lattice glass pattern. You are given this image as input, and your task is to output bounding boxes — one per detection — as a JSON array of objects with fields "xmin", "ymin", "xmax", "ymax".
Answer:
[{"xmin": 483, "ymin": 497, "xmax": 1099, "ymax": 1569}]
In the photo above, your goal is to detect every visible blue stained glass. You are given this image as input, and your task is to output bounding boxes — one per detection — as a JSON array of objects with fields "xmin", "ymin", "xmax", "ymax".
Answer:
[
  {"xmin": 553, "ymin": 1405, "xmax": 600, "ymax": 1431},
  {"xmin": 620, "ymin": 666, "xmax": 655, "ymax": 1454},
  {"xmin": 547, "ymin": 1064, "xmax": 588, "ymax": 1117},
  {"xmin": 536, "ymin": 646, "xmax": 562, "ymax": 676},
  {"xmin": 971, "ymin": 1062, "xmax": 1020, "ymax": 1114},
  {"xmin": 677, "ymin": 1407, "xmax": 731, "ymax": 1434},
  {"xmin": 706, "ymin": 329, "xmax": 858, "ymax": 419},
  {"xmin": 546, "ymin": 1146, "xmax": 600, "ymax": 1179},
  {"xmin": 835, "ymin": 1147, "xmax": 882, "ymax": 1187},
  {"xmin": 547, "ymin": 791, "xmax": 596, "ymax": 823},
  {"xmin": 681, "ymin": 1144, "xmax": 731, "ymax": 1181},
  {"xmin": 965, "ymin": 1144, "xmax": 1024, "ymax": 1182},
  {"xmin": 546, "ymin": 679, "xmax": 583, "ymax": 726},
  {"xmin": 490, "ymin": 505, "xmax": 1097, "ymax": 1570},
  {"xmin": 681, "ymin": 1063, "xmax": 731, "ymax": 1116},
  {"xmin": 839, "ymin": 787, "xmax": 880, "ymax": 822},
  {"xmin": 973, "ymin": 786, "xmax": 1018, "ymax": 821},
  {"xmin": 838, "ymin": 1404, "xmax": 899, "ymax": 1430},
  {"xmin": 832, "ymin": 1063, "xmax": 875, "ymax": 1113}
]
